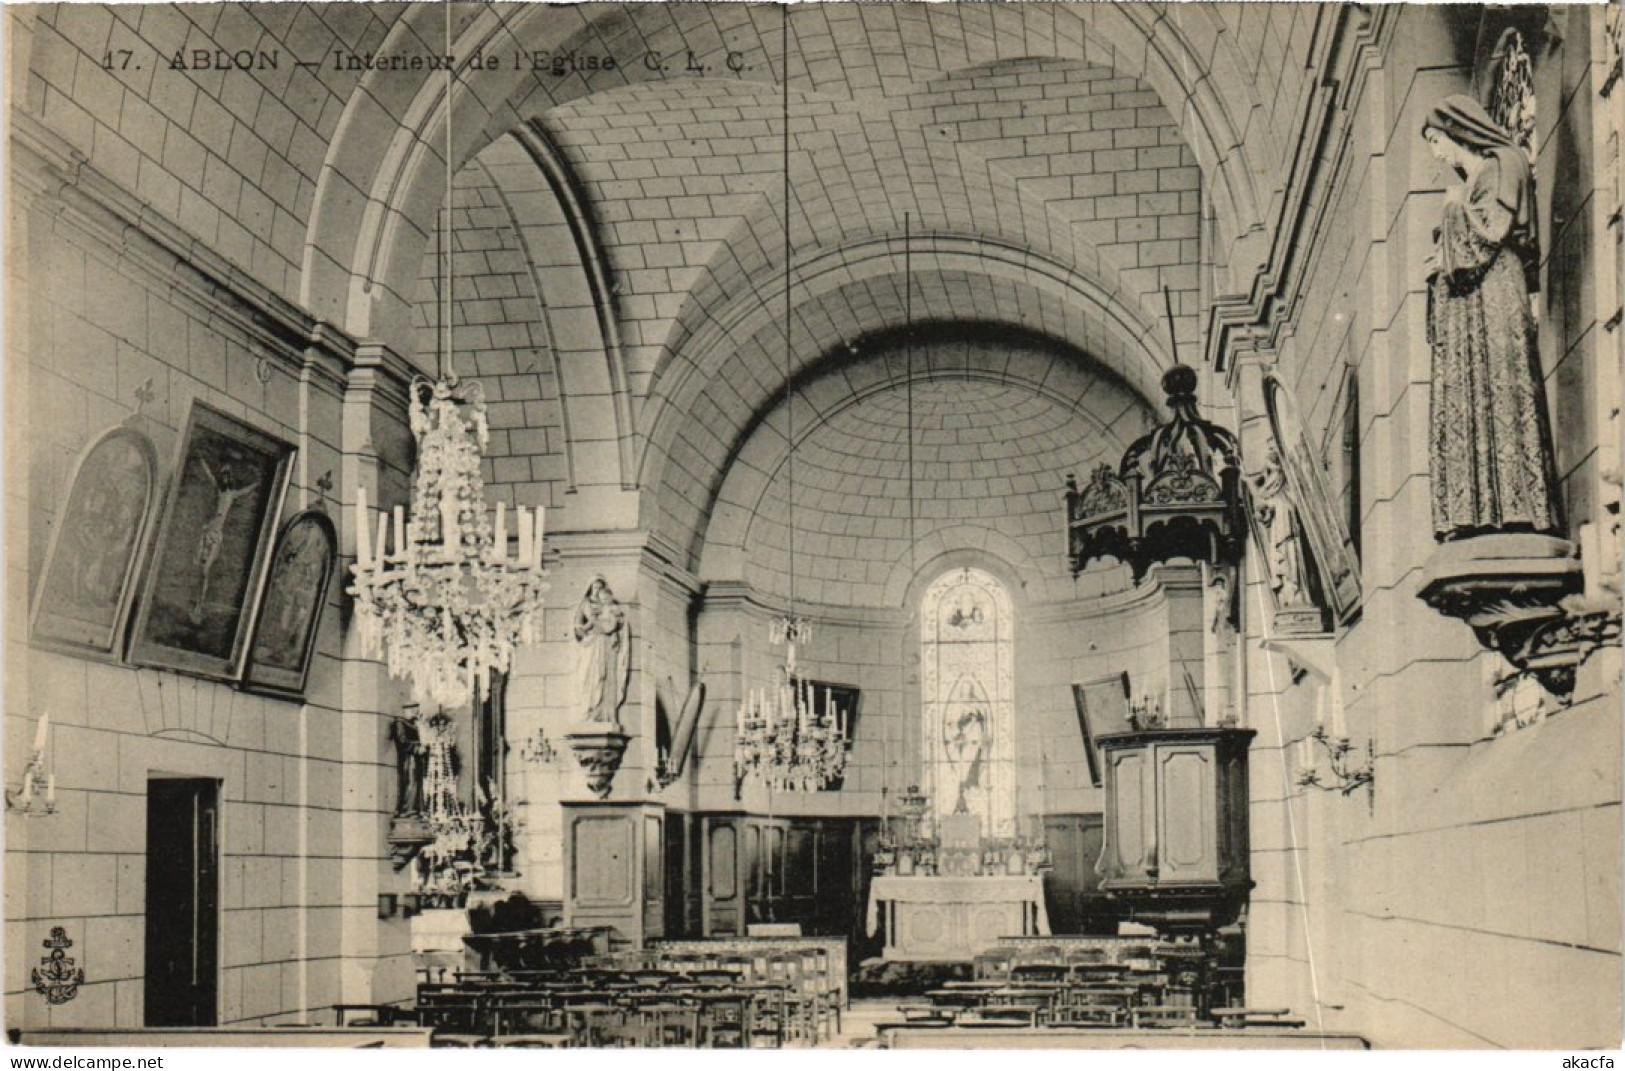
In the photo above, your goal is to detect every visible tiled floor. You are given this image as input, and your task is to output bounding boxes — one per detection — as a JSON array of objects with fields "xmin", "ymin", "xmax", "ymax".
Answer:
[{"xmin": 818, "ymin": 999, "xmax": 901, "ymax": 1048}]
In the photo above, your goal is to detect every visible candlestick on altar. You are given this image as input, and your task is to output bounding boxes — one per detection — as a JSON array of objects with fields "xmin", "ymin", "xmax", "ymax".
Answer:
[
  {"xmin": 392, "ymin": 506, "xmax": 405, "ymax": 555},
  {"xmin": 531, "ymin": 508, "xmax": 545, "ymax": 570}
]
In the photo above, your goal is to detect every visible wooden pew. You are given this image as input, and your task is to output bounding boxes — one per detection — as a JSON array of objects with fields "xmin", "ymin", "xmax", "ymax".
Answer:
[{"xmin": 19, "ymin": 1027, "xmax": 432, "ymax": 1048}]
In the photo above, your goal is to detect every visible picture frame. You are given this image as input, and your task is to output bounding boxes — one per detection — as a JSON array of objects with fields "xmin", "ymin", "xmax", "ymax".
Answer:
[
  {"xmin": 29, "ymin": 425, "xmax": 163, "ymax": 660},
  {"xmin": 127, "ymin": 402, "xmax": 295, "ymax": 681},
  {"xmin": 1072, "ymin": 672, "xmax": 1131, "ymax": 787},
  {"xmin": 240, "ymin": 508, "xmax": 338, "ymax": 698},
  {"xmin": 1263, "ymin": 376, "xmax": 1364, "ymax": 623},
  {"xmin": 808, "ymin": 680, "xmax": 860, "ymax": 791}
]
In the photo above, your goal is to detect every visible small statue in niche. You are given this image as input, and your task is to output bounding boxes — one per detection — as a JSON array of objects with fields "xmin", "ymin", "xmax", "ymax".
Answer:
[
  {"xmin": 388, "ymin": 711, "xmax": 427, "ymax": 817},
  {"xmin": 1421, "ymin": 94, "xmax": 1561, "ymax": 541},
  {"xmin": 572, "ymin": 576, "xmax": 631, "ymax": 729},
  {"xmin": 1249, "ymin": 443, "xmax": 1315, "ymax": 611}
]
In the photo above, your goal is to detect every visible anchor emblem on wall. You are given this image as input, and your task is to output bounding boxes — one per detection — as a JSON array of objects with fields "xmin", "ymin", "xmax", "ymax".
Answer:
[{"xmin": 31, "ymin": 927, "xmax": 85, "ymax": 1005}]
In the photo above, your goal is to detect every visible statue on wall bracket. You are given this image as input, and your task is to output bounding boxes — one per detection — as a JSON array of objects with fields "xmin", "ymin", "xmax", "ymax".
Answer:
[
  {"xmin": 564, "ymin": 577, "xmax": 632, "ymax": 798},
  {"xmin": 1414, "ymin": 94, "xmax": 1618, "ymax": 697},
  {"xmin": 1243, "ymin": 376, "xmax": 1364, "ymax": 637}
]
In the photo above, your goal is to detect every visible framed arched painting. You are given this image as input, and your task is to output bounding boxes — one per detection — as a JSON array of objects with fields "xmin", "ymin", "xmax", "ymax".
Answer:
[
  {"xmin": 241, "ymin": 508, "xmax": 339, "ymax": 699},
  {"xmin": 127, "ymin": 402, "xmax": 296, "ymax": 680},
  {"xmin": 30, "ymin": 425, "xmax": 162, "ymax": 659}
]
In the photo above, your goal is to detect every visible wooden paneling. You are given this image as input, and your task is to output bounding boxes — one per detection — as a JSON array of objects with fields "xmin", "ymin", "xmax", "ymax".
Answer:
[
  {"xmin": 1157, "ymin": 745, "xmax": 1217, "ymax": 883},
  {"xmin": 1094, "ymin": 729, "xmax": 1254, "ymax": 928},
  {"xmin": 571, "ymin": 815, "xmax": 633, "ymax": 906},
  {"xmin": 563, "ymin": 802, "xmax": 666, "ymax": 945},
  {"xmin": 1044, "ymin": 814, "xmax": 1112, "ymax": 933}
]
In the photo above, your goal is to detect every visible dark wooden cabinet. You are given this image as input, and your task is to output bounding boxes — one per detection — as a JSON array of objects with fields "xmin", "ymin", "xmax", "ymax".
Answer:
[
  {"xmin": 698, "ymin": 813, "xmax": 862, "ymax": 939},
  {"xmin": 1095, "ymin": 727, "xmax": 1254, "ymax": 932},
  {"xmin": 1043, "ymin": 814, "xmax": 1115, "ymax": 933}
]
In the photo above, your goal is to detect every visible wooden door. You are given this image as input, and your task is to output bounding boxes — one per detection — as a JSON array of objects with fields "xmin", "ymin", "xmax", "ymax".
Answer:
[
  {"xmin": 1101, "ymin": 745, "xmax": 1153, "ymax": 885},
  {"xmin": 1043, "ymin": 814, "xmax": 1111, "ymax": 933},
  {"xmin": 1154, "ymin": 742, "xmax": 1219, "ymax": 885},
  {"xmin": 145, "ymin": 779, "xmax": 219, "ymax": 1027}
]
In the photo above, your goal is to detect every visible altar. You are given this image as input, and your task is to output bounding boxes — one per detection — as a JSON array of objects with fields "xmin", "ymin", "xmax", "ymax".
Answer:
[{"xmin": 866, "ymin": 875, "xmax": 1051, "ymax": 962}]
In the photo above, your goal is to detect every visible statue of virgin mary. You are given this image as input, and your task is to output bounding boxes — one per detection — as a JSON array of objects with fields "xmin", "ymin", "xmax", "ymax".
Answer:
[{"xmin": 1422, "ymin": 94, "xmax": 1561, "ymax": 541}]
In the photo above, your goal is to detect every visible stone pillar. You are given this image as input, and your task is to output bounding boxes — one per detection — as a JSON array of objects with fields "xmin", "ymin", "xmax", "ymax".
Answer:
[
  {"xmin": 337, "ymin": 341, "xmax": 418, "ymax": 1009},
  {"xmin": 1155, "ymin": 563, "xmax": 1209, "ymax": 727}
]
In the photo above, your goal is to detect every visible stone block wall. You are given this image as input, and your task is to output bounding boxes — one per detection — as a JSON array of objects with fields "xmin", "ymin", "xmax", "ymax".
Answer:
[
  {"xmin": 5, "ymin": 145, "xmax": 415, "ymax": 1026},
  {"xmin": 1236, "ymin": 4, "xmax": 1621, "ymax": 1048}
]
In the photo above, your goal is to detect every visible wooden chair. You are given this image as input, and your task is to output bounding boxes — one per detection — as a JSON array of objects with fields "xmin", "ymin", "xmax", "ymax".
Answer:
[
  {"xmin": 694, "ymin": 991, "xmax": 751, "ymax": 1048},
  {"xmin": 562, "ymin": 1002, "xmax": 626, "ymax": 1048},
  {"xmin": 746, "ymin": 987, "xmax": 789, "ymax": 1048},
  {"xmin": 637, "ymin": 1002, "xmax": 701, "ymax": 1047},
  {"xmin": 489, "ymin": 1001, "xmax": 571, "ymax": 1048}
]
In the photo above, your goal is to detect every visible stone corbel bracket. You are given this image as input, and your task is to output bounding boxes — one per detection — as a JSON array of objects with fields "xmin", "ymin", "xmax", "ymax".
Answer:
[
  {"xmin": 565, "ymin": 730, "xmax": 631, "ymax": 799},
  {"xmin": 1417, "ymin": 533, "xmax": 1616, "ymax": 697},
  {"xmin": 386, "ymin": 814, "xmax": 434, "ymax": 871}
]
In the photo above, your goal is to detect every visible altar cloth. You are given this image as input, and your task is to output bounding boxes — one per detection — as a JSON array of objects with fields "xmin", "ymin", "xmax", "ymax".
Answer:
[{"xmin": 867, "ymin": 875, "xmax": 1050, "ymax": 961}]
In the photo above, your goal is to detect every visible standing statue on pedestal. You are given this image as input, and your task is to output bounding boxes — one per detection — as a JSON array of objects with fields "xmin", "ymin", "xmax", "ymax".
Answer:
[
  {"xmin": 572, "ymin": 576, "xmax": 631, "ymax": 730},
  {"xmin": 1249, "ymin": 444, "xmax": 1314, "ymax": 610},
  {"xmin": 388, "ymin": 712, "xmax": 426, "ymax": 817},
  {"xmin": 1422, "ymin": 95, "xmax": 1560, "ymax": 541}
]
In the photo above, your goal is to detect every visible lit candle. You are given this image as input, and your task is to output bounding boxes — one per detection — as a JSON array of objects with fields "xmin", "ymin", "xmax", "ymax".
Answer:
[
  {"xmin": 33, "ymin": 713, "xmax": 49, "ymax": 753},
  {"xmin": 494, "ymin": 501, "xmax": 507, "ymax": 560},
  {"xmin": 355, "ymin": 484, "xmax": 371, "ymax": 568}
]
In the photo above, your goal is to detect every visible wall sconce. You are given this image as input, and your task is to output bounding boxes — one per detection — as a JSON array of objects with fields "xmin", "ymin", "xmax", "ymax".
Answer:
[
  {"xmin": 6, "ymin": 714, "xmax": 56, "ymax": 818},
  {"xmin": 520, "ymin": 727, "xmax": 558, "ymax": 765},
  {"xmin": 377, "ymin": 894, "xmax": 399, "ymax": 920},
  {"xmin": 1296, "ymin": 727, "xmax": 1373, "ymax": 798}
]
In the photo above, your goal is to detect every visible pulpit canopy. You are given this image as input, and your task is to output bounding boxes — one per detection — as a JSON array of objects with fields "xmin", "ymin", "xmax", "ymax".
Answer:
[{"xmin": 1066, "ymin": 365, "xmax": 1245, "ymax": 580}]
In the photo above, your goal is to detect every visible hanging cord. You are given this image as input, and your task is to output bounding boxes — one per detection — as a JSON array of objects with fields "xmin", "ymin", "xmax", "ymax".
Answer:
[
  {"xmin": 779, "ymin": 5, "xmax": 798, "ymax": 630},
  {"xmin": 904, "ymin": 211, "xmax": 918, "ymax": 804},
  {"xmin": 1248, "ymin": 539, "xmax": 1328, "ymax": 1038},
  {"xmin": 442, "ymin": 1, "xmax": 454, "ymax": 384},
  {"xmin": 905, "ymin": 212, "xmax": 916, "ymax": 581},
  {"xmin": 1162, "ymin": 286, "xmax": 1180, "ymax": 369}
]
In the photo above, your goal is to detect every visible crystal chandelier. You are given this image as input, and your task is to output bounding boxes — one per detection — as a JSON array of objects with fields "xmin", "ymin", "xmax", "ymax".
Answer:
[
  {"xmin": 348, "ymin": 164, "xmax": 547, "ymax": 708},
  {"xmin": 734, "ymin": 627, "xmax": 848, "ymax": 793},
  {"xmin": 349, "ymin": 376, "xmax": 548, "ymax": 708},
  {"xmin": 731, "ymin": 53, "xmax": 850, "ymax": 793}
]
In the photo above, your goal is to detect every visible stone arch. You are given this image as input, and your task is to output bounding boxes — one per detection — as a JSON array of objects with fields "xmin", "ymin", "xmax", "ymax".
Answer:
[{"xmin": 303, "ymin": 2, "xmax": 1271, "ymax": 378}]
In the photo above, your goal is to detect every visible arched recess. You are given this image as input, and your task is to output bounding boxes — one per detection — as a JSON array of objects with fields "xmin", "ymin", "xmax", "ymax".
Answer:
[
  {"xmin": 697, "ymin": 324, "xmax": 1153, "ymax": 601},
  {"xmin": 644, "ymin": 244, "xmax": 1168, "ymax": 568},
  {"xmin": 303, "ymin": 3, "xmax": 1272, "ymax": 405},
  {"xmin": 484, "ymin": 125, "xmax": 636, "ymax": 493}
]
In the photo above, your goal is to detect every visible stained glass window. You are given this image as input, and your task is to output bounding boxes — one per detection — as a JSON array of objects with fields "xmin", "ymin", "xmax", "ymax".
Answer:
[{"xmin": 920, "ymin": 567, "xmax": 1016, "ymax": 837}]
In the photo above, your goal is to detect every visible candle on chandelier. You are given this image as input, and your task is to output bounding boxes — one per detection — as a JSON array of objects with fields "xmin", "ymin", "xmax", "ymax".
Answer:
[
  {"xmin": 355, "ymin": 484, "xmax": 372, "ymax": 568},
  {"xmin": 374, "ymin": 512, "xmax": 389, "ymax": 567}
]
